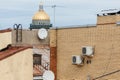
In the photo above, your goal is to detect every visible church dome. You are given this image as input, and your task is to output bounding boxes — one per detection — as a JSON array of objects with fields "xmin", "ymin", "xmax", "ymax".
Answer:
[
  {"xmin": 30, "ymin": 2, "xmax": 52, "ymax": 30},
  {"xmin": 32, "ymin": 3, "xmax": 50, "ymax": 21},
  {"xmin": 32, "ymin": 10, "xmax": 50, "ymax": 21}
]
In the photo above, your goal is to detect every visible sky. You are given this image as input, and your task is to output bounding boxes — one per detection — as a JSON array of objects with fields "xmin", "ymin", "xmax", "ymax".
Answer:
[{"xmin": 0, "ymin": 0, "xmax": 120, "ymax": 29}]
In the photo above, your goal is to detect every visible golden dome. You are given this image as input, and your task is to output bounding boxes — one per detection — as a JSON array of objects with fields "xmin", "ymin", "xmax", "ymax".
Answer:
[
  {"xmin": 32, "ymin": 2, "xmax": 50, "ymax": 21},
  {"xmin": 32, "ymin": 10, "xmax": 50, "ymax": 21}
]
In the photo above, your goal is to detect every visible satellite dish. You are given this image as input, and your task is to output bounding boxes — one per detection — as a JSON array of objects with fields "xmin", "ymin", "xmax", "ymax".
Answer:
[
  {"xmin": 38, "ymin": 28, "xmax": 48, "ymax": 39},
  {"xmin": 43, "ymin": 70, "xmax": 55, "ymax": 80}
]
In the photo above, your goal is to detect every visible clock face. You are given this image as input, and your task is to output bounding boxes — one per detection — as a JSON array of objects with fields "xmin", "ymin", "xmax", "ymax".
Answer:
[{"xmin": 38, "ymin": 28, "xmax": 48, "ymax": 39}]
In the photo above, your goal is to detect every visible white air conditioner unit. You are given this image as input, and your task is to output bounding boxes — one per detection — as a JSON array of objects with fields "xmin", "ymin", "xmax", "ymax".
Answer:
[
  {"xmin": 82, "ymin": 46, "xmax": 94, "ymax": 56},
  {"xmin": 72, "ymin": 55, "xmax": 83, "ymax": 65}
]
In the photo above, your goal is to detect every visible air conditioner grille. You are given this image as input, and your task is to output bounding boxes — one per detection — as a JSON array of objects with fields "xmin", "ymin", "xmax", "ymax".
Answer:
[
  {"xmin": 82, "ymin": 47, "xmax": 86, "ymax": 54},
  {"xmin": 72, "ymin": 56, "xmax": 76, "ymax": 63}
]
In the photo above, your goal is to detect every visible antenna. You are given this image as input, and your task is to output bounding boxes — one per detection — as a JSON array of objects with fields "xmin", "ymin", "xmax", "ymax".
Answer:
[
  {"xmin": 52, "ymin": 5, "xmax": 56, "ymax": 28},
  {"xmin": 51, "ymin": 5, "xmax": 65, "ymax": 28},
  {"xmin": 46, "ymin": 5, "xmax": 64, "ymax": 28}
]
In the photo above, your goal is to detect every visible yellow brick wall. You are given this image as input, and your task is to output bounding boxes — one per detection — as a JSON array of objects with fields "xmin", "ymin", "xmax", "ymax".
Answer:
[
  {"xmin": 97, "ymin": 14, "xmax": 120, "ymax": 24},
  {"xmin": 0, "ymin": 49, "xmax": 33, "ymax": 80},
  {"xmin": 56, "ymin": 24, "xmax": 120, "ymax": 80},
  {"xmin": 116, "ymin": 14, "xmax": 120, "ymax": 22},
  {"xmin": 50, "ymin": 29, "xmax": 57, "ymax": 47},
  {"xmin": 0, "ymin": 32, "xmax": 12, "ymax": 49}
]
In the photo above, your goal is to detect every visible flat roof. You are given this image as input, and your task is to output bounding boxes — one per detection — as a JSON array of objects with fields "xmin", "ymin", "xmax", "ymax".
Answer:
[{"xmin": 50, "ymin": 24, "xmax": 96, "ymax": 29}]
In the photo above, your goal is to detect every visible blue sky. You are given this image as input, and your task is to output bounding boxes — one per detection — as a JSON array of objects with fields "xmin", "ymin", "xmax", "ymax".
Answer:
[{"xmin": 0, "ymin": 0, "xmax": 120, "ymax": 29}]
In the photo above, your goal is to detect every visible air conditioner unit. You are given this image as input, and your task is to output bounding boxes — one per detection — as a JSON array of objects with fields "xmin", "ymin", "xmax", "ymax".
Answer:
[
  {"xmin": 82, "ymin": 46, "xmax": 94, "ymax": 56},
  {"xmin": 72, "ymin": 55, "xmax": 83, "ymax": 65}
]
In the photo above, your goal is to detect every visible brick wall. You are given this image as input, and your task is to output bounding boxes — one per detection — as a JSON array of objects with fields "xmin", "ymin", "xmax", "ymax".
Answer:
[
  {"xmin": 55, "ymin": 15, "xmax": 120, "ymax": 80},
  {"xmin": 50, "ymin": 29, "xmax": 57, "ymax": 80}
]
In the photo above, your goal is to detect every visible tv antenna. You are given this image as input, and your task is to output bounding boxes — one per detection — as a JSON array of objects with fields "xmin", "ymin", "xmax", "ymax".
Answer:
[
  {"xmin": 52, "ymin": 5, "xmax": 57, "ymax": 28},
  {"xmin": 46, "ymin": 5, "xmax": 64, "ymax": 28}
]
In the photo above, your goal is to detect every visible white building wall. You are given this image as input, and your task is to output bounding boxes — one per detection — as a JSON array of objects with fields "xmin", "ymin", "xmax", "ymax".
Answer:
[{"xmin": 0, "ymin": 49, "xmax": 33, "ymax": 80}]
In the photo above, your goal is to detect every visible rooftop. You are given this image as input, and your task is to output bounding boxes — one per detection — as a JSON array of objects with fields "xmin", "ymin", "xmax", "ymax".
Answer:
[
  {"xmin": 50, "ymin": 24, "xmax": 96, "ymax": 29},
  {"xmin": 0, "ymin": 28, "xmax": 12, "ymax": 33},
  {"xmin": 0, "ymin": 45, "xmax": 32, "ymax": 60}
]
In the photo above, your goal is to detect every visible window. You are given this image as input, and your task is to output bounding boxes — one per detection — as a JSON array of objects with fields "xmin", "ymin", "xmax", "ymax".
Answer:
[{"xmin": 33, "ymin": 54, "xmax": 42, "ymax": 65}]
